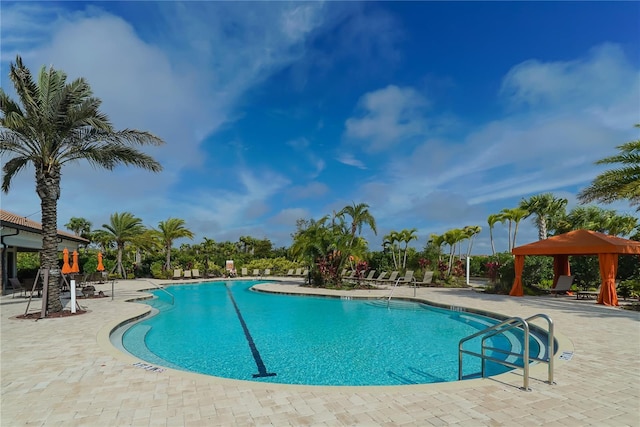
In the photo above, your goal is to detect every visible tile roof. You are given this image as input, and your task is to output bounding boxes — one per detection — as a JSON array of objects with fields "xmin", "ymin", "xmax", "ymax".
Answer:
[{"xmin": 0, "ymin": 209, "xmax": 90, "ymax": 243}]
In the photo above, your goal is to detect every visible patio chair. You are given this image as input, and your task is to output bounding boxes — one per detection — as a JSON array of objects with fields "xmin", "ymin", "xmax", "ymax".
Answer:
[
  {"xmin": 253, "ymin": 269, "xmax": 260, "ymax": 277},
  {"xmin": 381, "ymin": 271, "xmax": 399, "ymax": 285},
  {"xmin": 362, "ymin": 270, "xmax": 377, "ymax": 282},
  {"xmin": 263, "ymin": 269, "xmax": 271, "ymax": 276},
  {"xmin": 415, "ymin": 271, "xmax": 434, "ymax": 286},
  {"xmin": 191, "ymin": 269, "xmax": 201, "ymax": 279},
  {"xmin": 373, "ymin": 271, "xmax": 388, "ymax": 285},
  {"xmin": 294, "ymin": 268, "xmax": 302, "ymax": 276},
  {"xmin": 549, "ymin": 275, "xmax": 574, "ymax": 296},
  {"xmin": 286, "ymin": 269, "xmax": 294, "ymax": 276},
  {"xmin": 241, "ymin": 268, "xmax": 248, "ymax": 276},
  {"xmin": 172, "ymin": 269, "xmax": 182, "ymax": 280},
  {"xmin": 183, "ymin": 269, "xmax": 192, "ymax": 280},
  {"xmin": 395, "ymin": 270, "xmax": 414, "ymax": 285}
]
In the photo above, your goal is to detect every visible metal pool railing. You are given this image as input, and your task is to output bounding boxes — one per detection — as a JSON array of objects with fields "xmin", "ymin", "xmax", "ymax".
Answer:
[{"xmin": 458, "ymin": 313, "xmax": 554, "ymax": 391}]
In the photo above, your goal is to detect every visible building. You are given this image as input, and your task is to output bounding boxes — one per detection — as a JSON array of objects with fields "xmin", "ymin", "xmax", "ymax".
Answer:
[{"xmin": 0, "ymin": 209, "xmax": 90, "ymax": 293}]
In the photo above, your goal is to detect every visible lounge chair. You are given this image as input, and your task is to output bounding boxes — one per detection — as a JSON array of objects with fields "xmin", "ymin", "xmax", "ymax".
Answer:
[
  {"xmin": 362, "ymin": 270, "xmax": 377, "ymax": 282},
  {"xmin": 253, "ymin": 269, "xmax": 260, "ymax": 277},
  {"xmin": 241, "ymin": 268, "xmax": 248, "ymax": 276},
  {"xmin": 172, "ymin": 269, "xmax": 182, "ymax": 280},
  {"xmin": 373, "ymin": 271, "xmax": 388, "ymax": 285},
  {"xmin": 192, "ymin": 269, "xmax": 201, "ymax": 279},
  {"xmin": 294, "ymin": 268, "xmax": 302, "ymax": 276},
  {"xmin": 379, "ymin": 271, "xmax": 399, "ymax": 286},
  {"xmin": 549, "ymin": 275, "xmax": 574, "ymax": 296},
  {"xmin": 183, "ymin": 270, "xmax": 192, "ymax": 280},
  {"xmin": 286, "ymin": 269, "xmax": 294, "ymax": 276},
  {"xmin": 300, "ymin": 269, "xmax": 308, "ymax": 277},
  {"xmin": 263, "ymin": 269, "xmax": 271, "ymax": 276},
  {"xmin": 397, "ymin": 270, "xmax": 414, "ymax": 285},
  {"xmin": 415, "ymin": 271, "xmax": 434, "ymax": 286}
]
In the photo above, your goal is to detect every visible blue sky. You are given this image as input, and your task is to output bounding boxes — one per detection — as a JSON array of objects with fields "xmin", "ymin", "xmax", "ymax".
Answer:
[{"xmin": 1, "ymin": 1, "xmax": 639, "ymax": 254}]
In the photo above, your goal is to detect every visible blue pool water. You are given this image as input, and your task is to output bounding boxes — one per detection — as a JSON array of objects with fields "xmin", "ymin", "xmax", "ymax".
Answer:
[{"xmin": 118, "ymin": 281, "xmax": 541, "ymax": 386}]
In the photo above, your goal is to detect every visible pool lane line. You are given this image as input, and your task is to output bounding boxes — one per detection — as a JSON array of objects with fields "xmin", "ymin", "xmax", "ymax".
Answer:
[{"xmin": 225, "ymin": 284, "xmax": 276, "ymax": 378}]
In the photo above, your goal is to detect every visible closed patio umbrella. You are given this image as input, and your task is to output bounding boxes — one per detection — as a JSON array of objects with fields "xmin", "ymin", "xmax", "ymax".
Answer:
[
  {"xmin": 61, "ymin": 248, "xmax": 72, "ymax": 274},
  {"xmin": 97, "ymin": 252, "xmax": 105, "ymax": 272},
  {"xmin": 71, "ymin": 250, "xmax": 80, "ymax": 274}
]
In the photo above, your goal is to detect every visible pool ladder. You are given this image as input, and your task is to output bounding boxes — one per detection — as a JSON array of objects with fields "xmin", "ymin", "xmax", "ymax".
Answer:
[{"xmin": 458, "ymin": 313, "xmax": 554, "ymax": 391}]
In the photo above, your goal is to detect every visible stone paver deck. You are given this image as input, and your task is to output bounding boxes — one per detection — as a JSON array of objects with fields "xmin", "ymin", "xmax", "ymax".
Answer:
[{"xmin": 1, "ymin": 278, "xmax": 639, "ymax": 426}]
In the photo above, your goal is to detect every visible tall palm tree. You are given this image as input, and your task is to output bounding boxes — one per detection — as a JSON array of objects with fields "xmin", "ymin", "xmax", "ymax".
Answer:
[
  {"xmin": 397, "ymin": 228, "xmax": 418, "ymax": 269},
  {"xmin": 519, "ymin": 193, "xmax": 568, "ymax": 240},
  {"xmin": 509, "ymin": 208, "xmax": 529, "ymax": 250},
  {"xmin": 382, "ymin": 231, "xmax": 401, "ymax": 269},
  {"xmin": 500, "ymin": 208, "xmax": 529, "ymax": 251},
  {"xmin": 157, "ymin": 218, "xmax": 195, "ymax": 270},
  {"xmin": 487, "ymin": 213, "xmax": 505, "ymax": 255},
  {"xmin": 443, "ymin": 228, "xmax": 466, "ymax": 276},
  {"xmin": 578, "ymin": 125, "xmax": 640, "ymax": 210},
  {"xmin": 428, "ymin": 233, "xmax": 445, "ymax": 261},
  {"xmin": 463, "ymin": 225, "xmax": 482, "ymax": 258},
  {"xmin": 0, "ymin": 56, "xmax": 164, "ymax": 313},
  {"xmin": 338, "ymin": 202, "xmax": 377, "ymax": 243},
  {"xmin": 100, "ymin": 212, "xmax": 146, "ymax": 279}
]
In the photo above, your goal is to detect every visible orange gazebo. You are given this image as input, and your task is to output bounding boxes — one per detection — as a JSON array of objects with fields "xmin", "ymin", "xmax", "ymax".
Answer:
[{"xmin": 509, "ymin": 229, "xmax": 640, "ymax": 306}]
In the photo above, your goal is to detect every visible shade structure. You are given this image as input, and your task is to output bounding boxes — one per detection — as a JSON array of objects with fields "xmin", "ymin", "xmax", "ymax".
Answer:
[
  {"xmin": 510, "ymin": 229, "xmax": 640, "ymax": 306},
  {"xmin": 71, "ymin": 250, "xmax": 80, "ymax": 273},
  {"xmin": 61, "ymin": 248, "xmax": 72, "ymax": 274},
  {"xmin": 97, "ymin": 252, "xmax": 105, "ymax": 272}
]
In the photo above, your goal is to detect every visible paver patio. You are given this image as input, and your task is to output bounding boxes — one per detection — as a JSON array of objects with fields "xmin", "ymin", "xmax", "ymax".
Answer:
[{"xmin": 1, "ymin": 278, "xmax": 639, "ymax": 426}]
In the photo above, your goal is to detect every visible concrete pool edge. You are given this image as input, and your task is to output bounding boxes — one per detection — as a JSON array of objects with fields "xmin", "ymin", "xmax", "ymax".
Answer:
[{"xmin": 97, "ymin": 280, "xmax": 574, "ymax": 393}]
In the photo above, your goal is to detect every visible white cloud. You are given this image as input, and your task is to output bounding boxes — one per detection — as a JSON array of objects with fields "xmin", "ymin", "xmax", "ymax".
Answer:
[
  {"xmin": 344, "ymin": 85, "xmax": 428, "ymax": 152},
  {"xmin": 336, "ymin": 153, "xmax": 367, "ymax": 169}
]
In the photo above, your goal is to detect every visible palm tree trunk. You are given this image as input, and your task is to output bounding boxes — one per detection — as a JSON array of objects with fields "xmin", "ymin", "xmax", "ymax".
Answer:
[
  {"xmin": 489, "ymin": 227, "xmax": 496, "ymax": 255},
  {"xmin": 36, "ymin": 168, "xmax": 64, "ymax": 313}
]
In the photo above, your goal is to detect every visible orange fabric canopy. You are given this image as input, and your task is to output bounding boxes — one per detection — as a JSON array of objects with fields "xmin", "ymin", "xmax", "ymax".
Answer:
[
  {"xmin": 510, "ymin": 229, "xmax": 640, "ymax": 306},
  {"xmin": 512, "ymin": 229, "xmax": 640, "ymax": 256}
]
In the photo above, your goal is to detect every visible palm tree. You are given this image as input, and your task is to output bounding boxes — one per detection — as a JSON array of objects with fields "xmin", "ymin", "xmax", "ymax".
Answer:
[
  {"xmin": 338, "ymin": 202, "xmax": 377, "ymax": 243},
  {"xmin": 508, "ymin": 208, "xmax": 529, "ymax": 250},
  {"xmin": 578, "ymin": 125, "xmax": 640, "ymax": 210},
  {"xmin": 382, "ymin": 231, "xmax": 401, "ymax": 269},
  {"xmin": 65, "ymin": 217, "xmax": 92, "ymax": 238},
  {"xmin": 398, "ymin": 228, "xmax": 418, "ymax": 269},
  {"xmin": 0, "ymin": 56, "xmax": 164, "ymax": 313},
  {"xmin": 519, "ymin": 193, "xmax": 568, "ymax": 240},
  {"xmin": 157, "ymin": 218, "xmax": 195, "ymax": 270},
  {"xmin": 428, "ymin": 233, "xmax": 445, "ymax": 261},
  {"xmin": 463, "ymin": 225, "xmax": 482, "ymax": 258},
  {"xmin": 500, "ymin": 208, "xmax": 529, "ymax": 251},
  {"xmin": 442, "ymin": 228, "xmax": 466, "ymax": 276},
  {"xmin": 487, "ymin": 213, "xmax": 505, "ymax": 255},
  {"xmin": 100, "ymin": 212, "xmax": 146, "ymax": 279}
]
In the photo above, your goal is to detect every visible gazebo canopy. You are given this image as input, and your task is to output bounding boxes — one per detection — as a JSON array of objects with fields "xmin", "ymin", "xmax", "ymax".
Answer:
[
  {"xmin": 512, "ymin": 229, "xmax": 640, "ymax": 256},
  {"xmin": 509, "ymin": 229, "xmax": 640, "ymax": 306}
]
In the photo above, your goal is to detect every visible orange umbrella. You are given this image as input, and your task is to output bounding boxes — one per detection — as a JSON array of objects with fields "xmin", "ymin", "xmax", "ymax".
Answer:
[
  {"xmin": 97, "ymin": 252, "xmax": 105, "ymax": 272},
  {"xmin": 61, "ymin": 248, "xmax": 72, "ymax": 274},
  {"xmin": 71, "ymin": 250, "xmax": 80, "ymax": 273}
]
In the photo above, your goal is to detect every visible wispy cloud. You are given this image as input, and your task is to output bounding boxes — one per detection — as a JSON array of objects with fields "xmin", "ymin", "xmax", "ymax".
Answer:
[{"xmin": 344, "ymin": 85, "xmax": 428, "ymax": 152}]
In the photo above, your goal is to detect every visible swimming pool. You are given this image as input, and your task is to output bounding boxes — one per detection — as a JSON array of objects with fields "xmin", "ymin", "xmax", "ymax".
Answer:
[{"xmin": 116, "ymin": 281, "xmax": 543, "ymax": 386}]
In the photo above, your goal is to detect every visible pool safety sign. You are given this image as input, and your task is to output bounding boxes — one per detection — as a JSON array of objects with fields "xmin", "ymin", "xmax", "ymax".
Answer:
[{"xmin": 558, "ymin": 351, "xmax": 574, "ymax": 361}]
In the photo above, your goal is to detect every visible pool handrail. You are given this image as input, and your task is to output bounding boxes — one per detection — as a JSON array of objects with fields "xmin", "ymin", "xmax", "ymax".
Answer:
[{"xmin": 458, "ymin": 313, "xmax": 554, "ymax": 391}]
